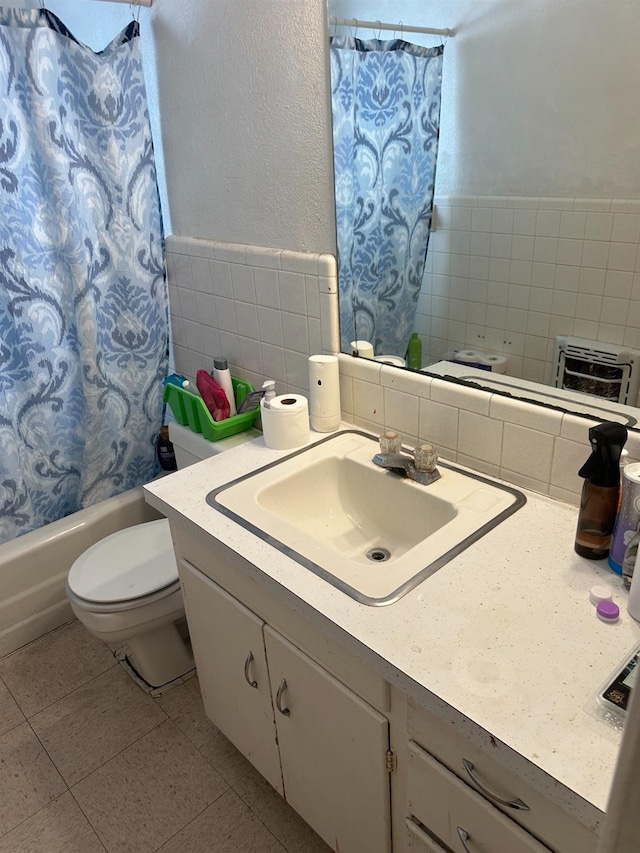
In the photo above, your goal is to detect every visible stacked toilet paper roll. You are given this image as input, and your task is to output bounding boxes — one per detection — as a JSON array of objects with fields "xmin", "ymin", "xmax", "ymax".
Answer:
[
  {"xmin": 478, "ymin": 354, "xmax": 507, "ymax": 374},
  {"xmin": 308, "ymin": 355, "xmax": 341, "ymax": 432},
  {"xmin": 261, "ymin": 394, "xmax": 310, "ymax": 450},
  {"xmin": 453, "ymin": 350, "xmax": 508, "ymax": 374},
  {"xmin": 453, "ymin": 350, "xmax": 484, "ymax": 367}
]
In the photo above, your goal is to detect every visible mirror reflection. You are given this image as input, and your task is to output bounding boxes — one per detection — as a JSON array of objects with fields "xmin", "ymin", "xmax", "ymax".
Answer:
[{"xmin": 329, "ymin": 1, "xmax": 640, "ymax": 426}]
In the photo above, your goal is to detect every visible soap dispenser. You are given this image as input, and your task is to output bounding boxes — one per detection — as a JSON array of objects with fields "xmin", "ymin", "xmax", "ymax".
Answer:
[{"xmin": 575, "ymin": 422, "xmax": 628, "ymax": 559}]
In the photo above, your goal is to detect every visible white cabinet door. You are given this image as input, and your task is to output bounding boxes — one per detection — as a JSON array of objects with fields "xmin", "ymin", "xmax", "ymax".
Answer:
[
  {"xmin": 264, "ymin": 626, "xmax": 391, "ymax": 853},
  {"xmin": 179, "ymin": 559, "xmax": 283, "ymax": 794}
]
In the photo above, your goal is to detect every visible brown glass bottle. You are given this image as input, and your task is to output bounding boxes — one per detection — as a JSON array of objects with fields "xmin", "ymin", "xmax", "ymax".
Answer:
[
  {"xmin": 574, "ymin": 483, "xmax": 620, "ymax": 559},
  {"xmin": 574, "ymin": 422, "xmax": 628, "ymax": 560}
]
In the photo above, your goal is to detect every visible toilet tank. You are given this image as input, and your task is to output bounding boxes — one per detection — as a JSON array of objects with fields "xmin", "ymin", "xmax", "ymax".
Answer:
[{"xmin": 169, "ymin": 421, "xmax": 259, "ymax": 468}]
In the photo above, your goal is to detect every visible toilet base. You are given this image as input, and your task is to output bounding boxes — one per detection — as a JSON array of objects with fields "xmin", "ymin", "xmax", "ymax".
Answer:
[
  {"xmin": 124, "ymin": 622, "xmax": 195, "ymax": 688},
  {"xmin": 115, "ymin": 647, "xmax": 195, "ymax": 697}
]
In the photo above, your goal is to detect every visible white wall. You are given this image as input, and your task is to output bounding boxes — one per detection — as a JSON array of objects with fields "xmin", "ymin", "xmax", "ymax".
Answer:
[
  {"xmin": 40, "ymin": 0, "xmax": 336, "ymax": 253},
  {"xmin": 331, "ymin": 0, "xmax": 640, "ymax": 199}
]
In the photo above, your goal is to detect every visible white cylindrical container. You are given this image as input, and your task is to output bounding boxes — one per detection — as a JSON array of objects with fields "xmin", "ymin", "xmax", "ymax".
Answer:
[
  {"xmin": 212, "ymin": 358, "xmax": 236, "ymax": 416},
  {"xmin": 308, "ymin": 355, "xmax": 341, "ymax": 433},
  {"xmin": 261, "ymin": 394, "xmax": 310, "ymax": 450},
  {"xmin": 628, "ymin": 548, "xmax": 640, "ymax": 622},
  {"xmin": 350, "ymin": 340, "xmax": 374, "ymax": 358}
]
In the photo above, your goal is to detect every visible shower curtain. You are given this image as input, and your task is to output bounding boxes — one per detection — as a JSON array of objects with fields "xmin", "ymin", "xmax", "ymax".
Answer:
[
  {"xmin": 330, "ymin": 37, "xmax": 444, "ymax": 357},
  {"xmin": 0, "ymin": 9, "xmax": 168, "ymax": 544}
]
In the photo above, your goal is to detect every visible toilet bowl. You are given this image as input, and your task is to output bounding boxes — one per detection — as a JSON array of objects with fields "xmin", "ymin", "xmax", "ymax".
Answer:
[
  {"xmin": 66, "ymin": 518, "xmax": 192, "ymax": 687},
  {"xmin": 66, "ymin": 421, "xmax": 258, "ymax": 688}
]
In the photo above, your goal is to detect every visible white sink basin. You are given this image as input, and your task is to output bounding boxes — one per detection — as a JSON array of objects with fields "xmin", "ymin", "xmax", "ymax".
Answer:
[{"xmin": 209, "ymin": 431, "xmax": 525, "ymax": 605}]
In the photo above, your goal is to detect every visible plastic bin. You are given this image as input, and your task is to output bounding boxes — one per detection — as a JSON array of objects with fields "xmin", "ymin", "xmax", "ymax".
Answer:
[{"xmin": 163, "ymin": 376, "xmax": 260, "ymax": 441}]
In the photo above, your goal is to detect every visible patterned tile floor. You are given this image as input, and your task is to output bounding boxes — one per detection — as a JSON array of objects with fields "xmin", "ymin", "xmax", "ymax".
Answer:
[{"xmin": 0, "ymin": 620, "xmax": 330, "ymax": 853}]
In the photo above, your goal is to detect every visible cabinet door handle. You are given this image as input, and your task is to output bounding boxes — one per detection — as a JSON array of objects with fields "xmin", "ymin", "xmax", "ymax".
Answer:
[
  {"xmin": 457, "ymin": 827, "xmax": 474, "ymax": 852},
  {"xmin": 275, "ymin": 678, "xmax": 291, "ymax": 716},
  {"xmin": 243, "ymin": 652, "xmax": 258, "ymax": 688},
  {"xmin": 462, "ymin": 759, "xmax": 529, "ymax": 811}
]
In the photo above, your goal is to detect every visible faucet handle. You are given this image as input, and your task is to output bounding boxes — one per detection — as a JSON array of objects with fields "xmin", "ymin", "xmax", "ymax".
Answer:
[
  {"xmin": 414, "ymin": 443, "xmax": 438, "ymax": 473},
  {"xmin": 379, "ymin": 430, "xmax": 402, "ymax": 454}
]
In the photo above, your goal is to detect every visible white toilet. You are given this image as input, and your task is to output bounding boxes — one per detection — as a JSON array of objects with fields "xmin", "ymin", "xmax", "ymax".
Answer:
[{"xmin": 66, "ymin": 422, "xmax": 255, "ymax": 689}]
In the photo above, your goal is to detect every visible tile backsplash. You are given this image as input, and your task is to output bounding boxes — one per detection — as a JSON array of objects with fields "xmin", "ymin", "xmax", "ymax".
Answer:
[
  {"xmin": 166, "ymin": 232, "xmax": 640, "ymax": 509},
  {"xmin": 166, "ymin": 236, "xmax": 339, "ymax": 396},
  {"xmin": 418, "ymin": 196, "xmax": 640, "ymax": 384},
  {"xmin": 338, "ymin": 353, "xmax": 640, "ymax": 508}
]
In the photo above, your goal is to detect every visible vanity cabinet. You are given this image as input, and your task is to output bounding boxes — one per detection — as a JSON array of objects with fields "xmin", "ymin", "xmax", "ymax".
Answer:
[
  {"xmin": 179, "ymin": 557, "xmax": 392, "ymax": 853},
  {"xmin": 166, "ymin": 516, "xmax": 598, "ymax": 853}
]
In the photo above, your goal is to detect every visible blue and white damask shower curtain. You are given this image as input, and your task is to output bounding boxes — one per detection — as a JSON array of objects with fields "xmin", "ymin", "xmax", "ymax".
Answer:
[
  {"xmin": 330, "ymin": 37, "xmax": 444, "ymax": 357},
  {"xmin": 0, "ymin": 9, "xmax": 168, "ymax": 544}
]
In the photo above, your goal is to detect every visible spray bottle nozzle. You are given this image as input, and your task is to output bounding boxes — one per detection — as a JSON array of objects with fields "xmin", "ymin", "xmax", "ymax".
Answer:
[{"xmin": 578, "ymin": 421, "xmax": 628, "ymax": 486}]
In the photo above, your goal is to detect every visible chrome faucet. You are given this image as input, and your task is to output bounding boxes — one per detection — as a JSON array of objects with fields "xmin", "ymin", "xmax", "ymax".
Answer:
[{"xmin": 373, "ymin": 432, "xmax": 441, "ymax": 486}]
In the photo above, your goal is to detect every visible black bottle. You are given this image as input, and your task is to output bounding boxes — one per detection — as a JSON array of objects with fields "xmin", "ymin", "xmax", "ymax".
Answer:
[
  {"xmin": 157, "ymin": 425, "xmax": 177, "ymax": 472},
  {"xmin": 575, "ymin": 422, "xmax": 628, "ymax": 559}
]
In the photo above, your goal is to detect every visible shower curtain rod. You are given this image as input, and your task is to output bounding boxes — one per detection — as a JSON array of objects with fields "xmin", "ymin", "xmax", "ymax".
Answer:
[
  {"xmin": 90, "ymin": 0, "xmax": 152, "ymax": 6},
  {"xmin": 329, "ymin": 16, "xmax": 453, "ymax": 38}
]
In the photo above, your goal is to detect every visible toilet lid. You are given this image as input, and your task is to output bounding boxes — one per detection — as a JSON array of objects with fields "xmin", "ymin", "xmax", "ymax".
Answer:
[{"xmin": 67, "ymin": 518, "xmax": 179, "ymax": 604}]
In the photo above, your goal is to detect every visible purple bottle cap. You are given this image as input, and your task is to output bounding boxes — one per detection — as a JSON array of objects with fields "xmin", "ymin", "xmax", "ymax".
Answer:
[{"xmin": 596, "ymin": 600, "xmax": 620, "ymax": 623}]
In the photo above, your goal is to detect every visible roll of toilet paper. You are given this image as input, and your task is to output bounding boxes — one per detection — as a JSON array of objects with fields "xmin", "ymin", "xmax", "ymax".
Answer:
[
  {"xmin": 478, "ymin": 354, "xmax": 507, "ymax": 374},
  {"xmin": 308, "ymin": 355, "xmax": 341, "ymax": 432},
  {"xmin": 350, "ymin": 340, "xmax": 374, "ymax": 358},
  {"xmin": 453, "ymin": 350, "xmax": 488, "ymax": 370},
  {"xmin": 261, "ymin": 394, "xmax": 310, "ymax": 450},
  {"xmin": 454, "ymin": 350, "xmax": 484, "ymax": 365}
]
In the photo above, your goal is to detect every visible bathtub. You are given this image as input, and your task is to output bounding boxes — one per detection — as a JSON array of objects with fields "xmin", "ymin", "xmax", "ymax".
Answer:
[{"xmin": 0, "ymin": 487, "xmax": 164, "ymax": 657}]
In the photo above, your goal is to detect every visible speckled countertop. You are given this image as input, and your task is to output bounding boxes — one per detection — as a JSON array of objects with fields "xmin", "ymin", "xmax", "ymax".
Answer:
[{"xmin": 144, "ymin": 426, "xmax": 640, "ymax": 825}]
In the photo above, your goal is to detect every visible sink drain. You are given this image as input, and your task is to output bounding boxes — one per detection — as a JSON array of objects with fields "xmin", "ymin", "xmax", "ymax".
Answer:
[{"xmin": 366, "ymin": 547, "xmax": 391, "ymax": 563}]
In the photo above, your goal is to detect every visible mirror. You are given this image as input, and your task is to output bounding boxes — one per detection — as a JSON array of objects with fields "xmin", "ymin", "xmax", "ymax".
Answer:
[{"xmin": 329, "ymin": 1, "xmax": 640, "ymax": 428}]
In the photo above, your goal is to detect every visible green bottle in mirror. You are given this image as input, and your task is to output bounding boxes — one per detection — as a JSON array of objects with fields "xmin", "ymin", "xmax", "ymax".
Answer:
[{"xmin": 406, "ymin": 333, "xmax": 422, "ymax": 370}]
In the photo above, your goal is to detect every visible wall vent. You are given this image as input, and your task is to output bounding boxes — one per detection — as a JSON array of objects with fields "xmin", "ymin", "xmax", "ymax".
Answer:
[{"xmin": 553, "ymin": 337, "xmax": 640, "ymax": 406}]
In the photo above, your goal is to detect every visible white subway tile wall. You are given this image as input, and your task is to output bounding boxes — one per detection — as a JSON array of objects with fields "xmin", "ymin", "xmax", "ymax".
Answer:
[
  {"xmin": 167, "ymin": 233, "xmax": 640, "ymax": 509},
  {"xmin": 419, "ymin": 196, "xmax": 640, "ymax": 382},
  {"xmin": 166, "ymin": 236, "xmax": 338, "ymax": 396},
  {"xmin": 340, "ymin": 354, "xmax": 640, "ymax": 508}
]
